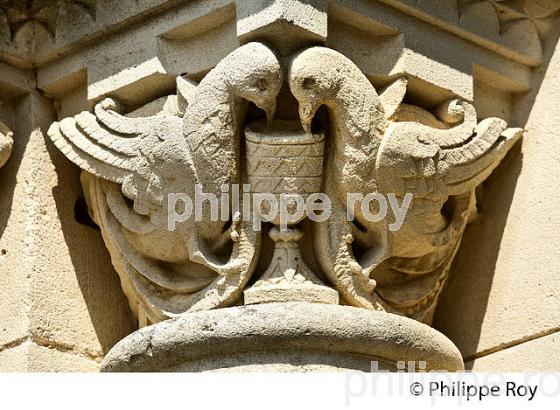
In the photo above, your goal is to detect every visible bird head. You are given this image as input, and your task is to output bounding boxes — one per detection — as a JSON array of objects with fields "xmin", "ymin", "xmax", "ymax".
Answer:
[
  {"xmin": 226, "ymin": 43, "xmax": 283, "ymax": 122},
  {"xmin": 289, "ymin": 47, "xmax": 347, "ymax": 132}
]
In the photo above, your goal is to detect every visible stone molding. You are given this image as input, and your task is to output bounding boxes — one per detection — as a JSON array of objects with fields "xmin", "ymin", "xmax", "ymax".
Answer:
[
  {"xmin": 101, "ymin": 303, "xmax": 465, "ymax": 372},
  {"xmin": 379, "ymin": 0, "xmax": 560, "ymax": 66},
  {"xmin": 0, "ymin": 0, "xmax": 558, "ymax": 69},
  {"xmin": 0, "ymin": 0, "xmax": 96, "ymax": 40}
]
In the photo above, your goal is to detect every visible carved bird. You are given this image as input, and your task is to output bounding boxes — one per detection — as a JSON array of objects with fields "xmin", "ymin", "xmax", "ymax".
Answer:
[
  {"xmin": 48, "ymin": 42, "xmax": 283, "ymax": 322},
  {"xmin": 289, "ymin": 46, "xmax": 522, "ymax": 321}
]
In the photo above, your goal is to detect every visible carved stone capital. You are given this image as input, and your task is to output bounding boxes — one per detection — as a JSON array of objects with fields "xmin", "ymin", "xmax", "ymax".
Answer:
[{"xmin": 48, "ymin": 34, "xmax": 523, "ymax": 370}]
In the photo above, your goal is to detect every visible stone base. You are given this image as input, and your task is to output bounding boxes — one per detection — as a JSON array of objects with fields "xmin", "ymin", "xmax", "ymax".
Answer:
[
  {"xmin": 244, "ymin": 283, "xmax": 339, "ymax": 305},
  {"xmin": 101, "ymin": 303, "xmax": 464, "ymax": 372}
]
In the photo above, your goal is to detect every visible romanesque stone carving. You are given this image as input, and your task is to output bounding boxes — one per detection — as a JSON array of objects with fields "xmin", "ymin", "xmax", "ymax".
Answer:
[
  {"xmin": 242, "ymin": 121, "xmax": 339, "ymax": 306},
  {"xmin": 382, "ymin": 0, "xmax": 560, "ymax": 64},
  {"xmin": 458, "ymin": 0, "xmax": 560, "ymax": 62},
  {"xmin": 0, "ymin": 0, "xmax": 96, "ymax": 39},
  {"xmin": 289, "ymin": 46, "xmax": 522, "ymax": 323},
  {"xmin": 49, "ymin": 42, "xmax": 283, "ymax": 325},
  {"xmin": 48, "ymin": 42, "xmax": 522, "ymax": 327},
  {"xmin": 0, "ymin": 121, "xmax": 12, "ymax": 168}
]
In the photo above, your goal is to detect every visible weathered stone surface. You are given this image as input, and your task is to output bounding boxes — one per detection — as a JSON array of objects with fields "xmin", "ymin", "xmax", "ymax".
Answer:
[
  {"xmin": 0, "ymin": 121, "xmax": 12, "ymax": 167},
  {"xmin": 48, "ymin": 42, "xmax": 283, "ymax": 324},
  {"xmin": 289, "ymin": 46, "xmax": 521, "ymax": 323},
  {"xmin": 434, "ymin": 26, "xmax": 560, "ymax": 360},
  {"xmin": 0, "ymin": 0, "xmax": 559, "ymax": 373},
  {"xmin": 45, "ymin": 38, "xmax": 522, "ymax": 332},
  {"xmin": 0, "ymin": 341, "xmax": 98, "ymax": 372},
  {"xmin": 101, "ymin": 303, "xmax": 464, "ymax": 372},
  {"xmin": 466, "ymin": 331, "xmax": 560, "ymax": 372},
  {"xmin": 0, "ymin": 90, "xmax": 136, "ymax": 370}
]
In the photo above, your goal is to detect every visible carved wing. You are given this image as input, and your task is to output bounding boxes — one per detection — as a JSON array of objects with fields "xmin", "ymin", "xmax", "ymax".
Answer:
[
  {"xmin": 48, "ymin": 98, "xmax": 191, "ymax": 226},
  {"xmin": 289, "ymin": 46, "xmax": 523, "ymax": 323},
  {"xmin": 47, "ymin": 41, "xmax": 283, "ymax": 324},
  {"xmin": 376, "ymin": 100, "xmax": 522, "ymax": 199},
  {"xmin": 48, "ymin": 95, "xmax": 263, "ymax": 324},
  {"xmin": 372, "ymin": 100, "xmax": 522, "ymax": 322}
]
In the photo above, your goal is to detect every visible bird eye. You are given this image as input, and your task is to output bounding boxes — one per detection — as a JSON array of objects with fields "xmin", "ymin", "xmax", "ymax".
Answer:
[
  {"xmin": 303, "ymin": 78, "xmax": 315, "ymax": 89},
  {"xmin": 256, "ymin": 79, "xmax": 268, "ymax": 91}
]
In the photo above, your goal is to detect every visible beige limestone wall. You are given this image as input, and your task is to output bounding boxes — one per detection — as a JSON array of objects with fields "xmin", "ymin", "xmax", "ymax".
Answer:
[
  {"xmin": 0, "ymin": 91, "xmax": 135, "ymax": 371},
  {"xmin": 434, "ymin": 24, "xmax": 560, "ymax": 371}
]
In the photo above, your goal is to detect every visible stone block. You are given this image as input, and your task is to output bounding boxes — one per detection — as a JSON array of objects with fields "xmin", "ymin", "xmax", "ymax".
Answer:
[{"xmin": 467, "ymin": 332, "xmax": 560, "ymax": 371}]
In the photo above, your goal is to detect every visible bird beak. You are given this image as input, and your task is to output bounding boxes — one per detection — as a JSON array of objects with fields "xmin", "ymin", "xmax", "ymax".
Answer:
[
  {"xmin": 299, "ymin": 102, "xmax": 319, "ymax": 133},
  {"xmin": 265, "ymin": 102, "xmax": 276, "ymax": 125},
  {"xmin": 255, "ymin": 100, "xmax": 276, "ymax": 125}
]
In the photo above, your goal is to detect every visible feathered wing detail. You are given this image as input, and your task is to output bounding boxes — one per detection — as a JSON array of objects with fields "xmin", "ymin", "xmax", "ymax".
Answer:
[
  {"xmin": 373, "ymin": 193, "xmax": 473, "ymax": 323},
  {"xmin": 47, "ymin": 42, "xmax": 283, "ymax": 324},
  {"xmin": 49, "ymin": 96, "xmax": 260, "ymax": 324},
  {"xmin": 289, "ymin": 46, "xmax": 522, "ymax": 323},
  {"xmin": 82, "ymin": 174, "xmax": 260, "ymax": 324},
  {"xmin": 376, "ymin": 101, "xmax": 522, "ymax": 199},
  {"xmin": 370, "ymin": 101, "xmax": 522, "ymax": 322},
  {"xmin": 49, "ymin": 98, "xmax": 189, "ymax": 221}
]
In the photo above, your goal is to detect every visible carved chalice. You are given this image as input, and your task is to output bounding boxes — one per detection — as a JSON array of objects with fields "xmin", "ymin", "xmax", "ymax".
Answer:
[{"xmin": 243, "ymin": 120, "xmax": 339, "ymax": 305}]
